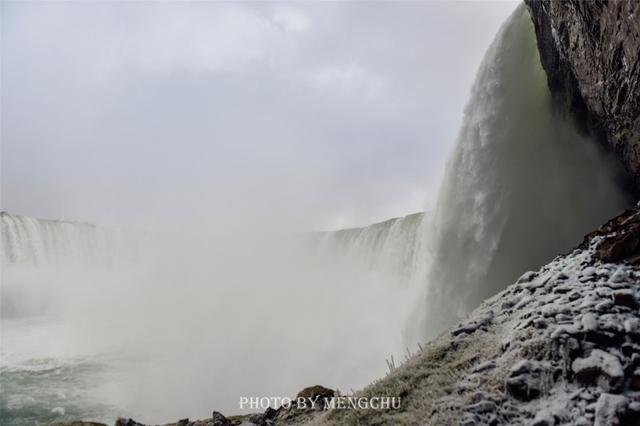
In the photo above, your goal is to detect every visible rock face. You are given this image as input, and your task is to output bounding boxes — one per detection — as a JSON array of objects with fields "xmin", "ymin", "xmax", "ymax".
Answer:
[
  {"xmin": 582, "ymin": 206, "xmax": 640, "ymax": 265},
  {"xmin": 525, "ymin": 0, "xmax": 640, "ymax": 190}
]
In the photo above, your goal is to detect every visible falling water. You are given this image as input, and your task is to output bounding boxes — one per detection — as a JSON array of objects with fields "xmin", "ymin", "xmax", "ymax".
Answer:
[
  {"xmin": 1, "ymin": 212, "xmax": 126, "ymax": 268},
  {"xmin": 407, "ymin": 4, "xmax": 631, "ymax": 341},
  {"xmin": 316, "ymin": 212, "xmax": 427, "ymax": 281}
]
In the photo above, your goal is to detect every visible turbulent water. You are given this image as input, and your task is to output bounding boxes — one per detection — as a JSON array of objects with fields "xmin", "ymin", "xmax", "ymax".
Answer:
[
  {"xmin": 0, "ymin": 4, "xmax": 635, "ymax": 426},
  {"xmin": 1, "ymin": 213, "xmax": 130, "ymax": 425},
  {"xmin": 0, "ymin": 213, "xmax": 412, "ymax": 425},
  {"xmin": 0, "ymin": 318, "xmax": 120, "ymax": 425}
]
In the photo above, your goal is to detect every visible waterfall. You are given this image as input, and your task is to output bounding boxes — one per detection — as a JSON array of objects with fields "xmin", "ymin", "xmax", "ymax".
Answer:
[
  {"xmin": 0, "ymin": 2, "xmax": 633, "ymax": 373},
  {"xmin": 1, "ymin": 211, "xmax": 126, "ymax": 267},
  {"xmin": 1, "ymin": 212, "xmax": 132, "ymax": 317},
  {"xmin": 407, "ymin": 4, "xmax": 631, "ymax": 342},
  {"xmin": 317, "ymin": 212, "xmax": 427, "ymax": 281}
]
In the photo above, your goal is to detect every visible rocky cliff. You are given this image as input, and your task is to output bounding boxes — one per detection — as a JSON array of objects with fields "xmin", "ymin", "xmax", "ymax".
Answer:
[{"xmin": 525, "ymin": 0, "xmax": 640, "ymax": 191}]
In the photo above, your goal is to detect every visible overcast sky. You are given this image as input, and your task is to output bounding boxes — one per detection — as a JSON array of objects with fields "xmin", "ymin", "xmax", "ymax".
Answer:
[{"xmin": 1, "ymin": 1, "xmax": 518, "ymax": 230}]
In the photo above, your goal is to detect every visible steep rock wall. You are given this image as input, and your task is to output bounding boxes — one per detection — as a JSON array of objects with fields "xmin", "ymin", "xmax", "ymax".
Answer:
[{"xmin": 525, "ymin": 0, "xmax": 640, "ymax": 190}]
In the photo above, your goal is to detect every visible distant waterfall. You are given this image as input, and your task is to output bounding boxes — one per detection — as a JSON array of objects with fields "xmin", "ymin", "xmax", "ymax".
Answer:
[
  {"xmin": 1, "ymin": 212, "xmax": 125, "ymax": 267},
  {"xmin": 408, "ymin": 4, "xmax": 631, "ymax": 341},
  {"xmin": 317, "ymin": 212, "xmax": 427, "ymax": 281}
]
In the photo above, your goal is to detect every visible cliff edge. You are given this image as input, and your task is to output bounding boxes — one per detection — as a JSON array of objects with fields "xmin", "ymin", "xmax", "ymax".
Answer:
[{"xmin": 525, "ymin": 0, "xmax": 640, "ymax": 190}]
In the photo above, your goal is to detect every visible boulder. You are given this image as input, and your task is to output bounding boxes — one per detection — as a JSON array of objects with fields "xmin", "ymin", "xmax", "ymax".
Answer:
[
  {"xmin": 210, "ymin": 411, "xmax": 231, "ymax": 426},
  {"xmin": 506, "ymin": 360, "xmax": 547, "ymax": 401},
  {"xmin": 594, "ymin": 393, "xmax": 629, "ymax": 426},
  {"xmin": 572, "ymin": 349, "xmax": 624, "ymax": 391},
  {"xmin": 295, "ymin": 385, "xmax": 335, "ymax": 401}
]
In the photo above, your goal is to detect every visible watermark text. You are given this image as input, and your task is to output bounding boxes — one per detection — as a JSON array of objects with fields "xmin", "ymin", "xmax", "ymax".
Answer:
[{"xmin": 239, "ymin": 396, "xmax": 401, "ymax": 411}]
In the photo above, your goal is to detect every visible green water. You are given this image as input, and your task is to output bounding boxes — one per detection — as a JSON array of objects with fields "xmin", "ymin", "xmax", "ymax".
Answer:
[
  {"xmin": 0, "ymin": 315, "xmax": 123, "ymax": 426},
  {"xmin": 0, "ymin": 357, "xmax": 115, "ymax": 426}
]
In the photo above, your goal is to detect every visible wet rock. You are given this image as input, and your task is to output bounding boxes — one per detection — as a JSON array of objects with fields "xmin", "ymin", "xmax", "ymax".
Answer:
[
  {"xmin": 624, "ymin": 318, "xmax": 640, "ymax": 335},
  {"xmin": 244, "ymin": 407, "xmax": 280, "ymax": 425},
  {"xmin": 611, "ymin": 290, "xmax": 637, "ymax": 309},
  {"xmin": 516, "ymin": 271, "xmax": 537, "ymax": 284},
  {"xmin": 115, "ymin": 419, "xmax": 145, "ymax": 426},
  {"xmin": 210, "ymin": 411, "xmax": 231, "ymax": 426},
  {"xmin": 581, "ymin": 266, "xmax": 597, "ymax": 279},
  {"xmin": 452, "ymin": 312, "xmax": 493, "ymax": 336},
  {"xmin": 531, "ymin": 410, "xmax": 555, "ymax": 426},
  {"xmin": 525, "ymin": 0, "xmax": 640, "ymax": 190},
  {"xmin": 573, "ymin": 418, "xmax": 590, "ymax": 426},
  {"xmin": 581, "ymin": 313, "xmax": 599, "ymax": 331},
  {"xmin": 581, "ymin": 209, "xmax": 640, "ymax": 265},
  {"xmin": 584, "ymin": 329, "xmax": 625, "ymax": 348},
  {"xmin": 598, "ymin": 227, "xmax": 640, "ymax": 266},
  {"xmin": 630, "ymin": 368, "xmax": 640, "ymax": 391},
  {"xmin": 595, "ymin": 300, "xmax": 615, "ymax": 313},
  {"xmin": 295, "ymin": 385, "xmax": 334, "ymax": 410},
  {"xmin": 295, "ymin": 384, "xmax": 334, "ymax": 401},
  {"xmin": 534, "ymin": 317, "xmax": 547, "ymax": 329},
  {"xmin": 594, "ymin": 393, "xmax": 629, "ymax": 426},
  {"xmin": 629, "ymin": 401, "xmax": 640, "ymax": 417},
  {"xmin": 460, "ymin": 416, "xmax": 479, "ymax": 426},
  {"xmin": 572, "ymin": 349, "xmax": 624, "ymax": 391},
  {"xmin": 247, "ymin": 413, "xmax": 267, "ymax": 426},
  {"xmin": 505, "ymin": 360, "xmax": 547, "ymax": 401},
  {"xmin": 611, "ymin": 269, "xmax": 631, "ymax": 283},
  {"xmin": 49, "ymin": 423, "xmax": 108, "ymax": 426},
  {"xmin": 471, "ymin": 360, "xmax": 496, "ymax": 374},
  {"xmin": 465, "ymin": 400, "xmax": 497, "ymax": 414}
]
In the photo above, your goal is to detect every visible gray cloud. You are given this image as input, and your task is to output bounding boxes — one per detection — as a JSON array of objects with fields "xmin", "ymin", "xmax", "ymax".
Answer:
[{"xmin": 1, "ymin": 0, "xmax": 518, "ymax": 230}]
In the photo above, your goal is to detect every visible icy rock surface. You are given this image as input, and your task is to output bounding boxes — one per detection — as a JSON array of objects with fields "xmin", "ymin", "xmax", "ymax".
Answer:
[{"xmin": 444, "ymin": 238, "xmax": 640, "ymax": 425}]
